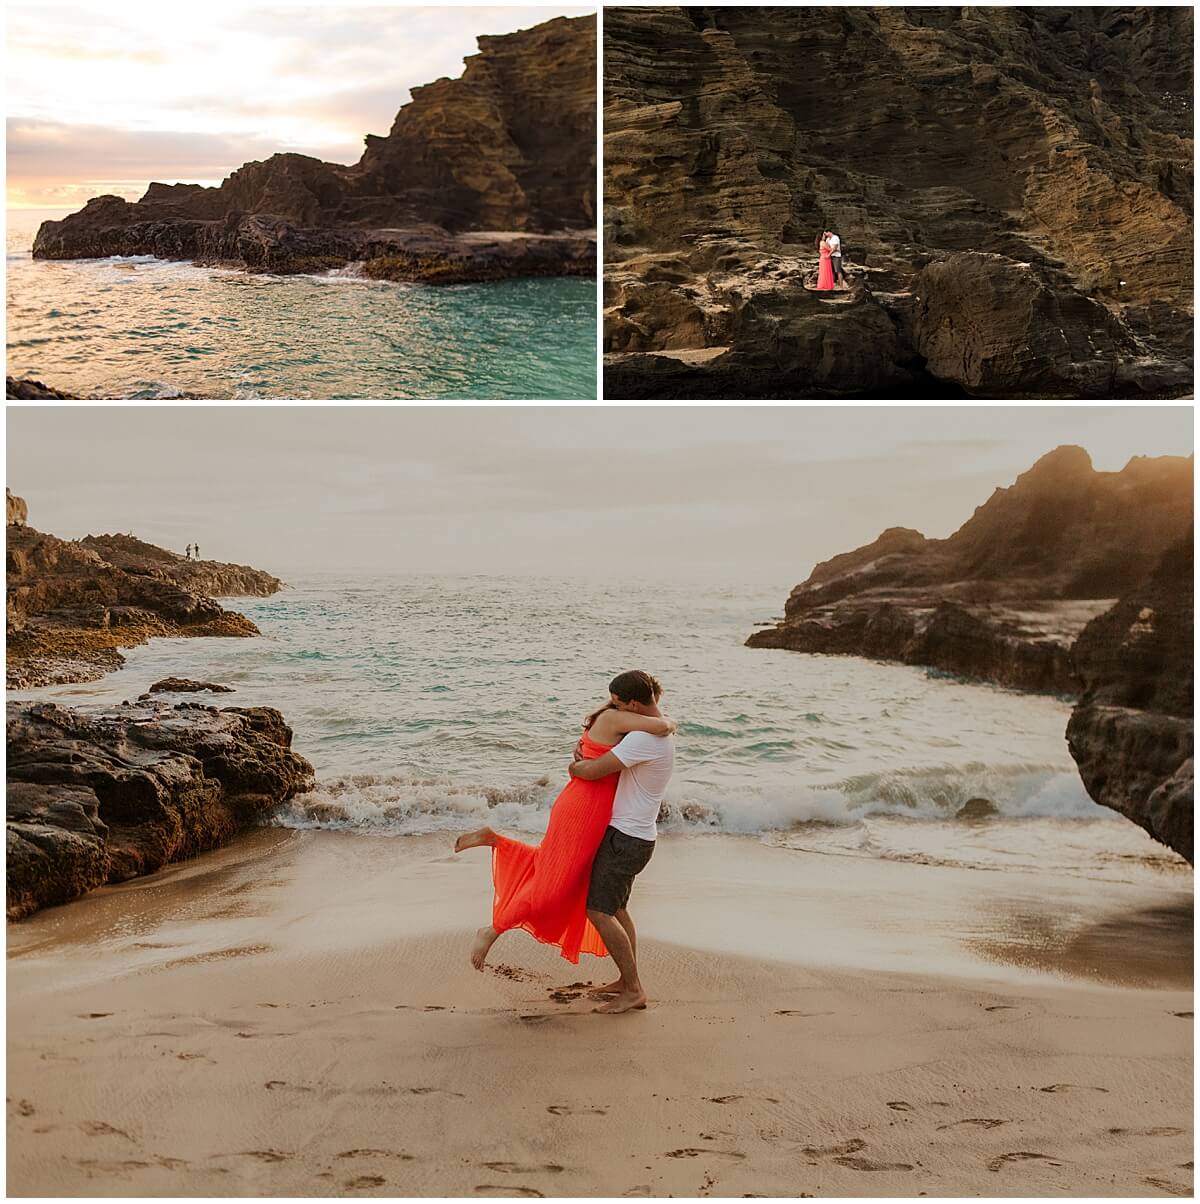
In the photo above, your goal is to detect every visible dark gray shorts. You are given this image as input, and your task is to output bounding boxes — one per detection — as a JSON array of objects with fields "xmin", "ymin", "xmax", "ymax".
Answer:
[
  {"xmin": 831, "ymin": 254, "xmax": 844, "ymax": 277},
  {"xmin": 587, "ymin": 825, "xmax": 655, "ymax": 916}
]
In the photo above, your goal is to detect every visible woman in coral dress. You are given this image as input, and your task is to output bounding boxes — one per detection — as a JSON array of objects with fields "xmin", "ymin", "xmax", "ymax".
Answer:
[
  {"xmin": 816, "ymin": 232, "xmax": 836, "ymax": 291},
  {"xmin": 454, "ymin": 672, "xmax": 675, "ymax": 969}
]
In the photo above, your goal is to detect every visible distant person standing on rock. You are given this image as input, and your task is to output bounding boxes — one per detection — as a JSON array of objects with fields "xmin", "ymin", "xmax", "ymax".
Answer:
[
  {"xmin": 185, "ymin": 544, "xmax": 193, "ymax": 559},
  {"xmin": 194, "ymin": 543, "xmax": 200, "ymax": 561}
]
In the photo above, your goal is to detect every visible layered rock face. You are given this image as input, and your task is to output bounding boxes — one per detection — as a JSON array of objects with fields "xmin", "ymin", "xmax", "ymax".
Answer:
[
  {"xmin": 1067, "ymin": 536, "xmax": 1193, "ymax": 862},
  {"xmin": 747, "ymin": 447, "xmax": 1193, "ymax": 694},
  {"xmin": 604, "ymin": 7, "xmax": 1193, "ymax": 398},
  {"xmin": 7, "ymin": 700, "xmax": 313, "ymax": 919},
  {"xmin": 33, "ymin": 16, "xmax": 595, "ymax": 283},
  {"xmin": 6, "ymin": 504, "xmax": 279, "ymax": 688}
]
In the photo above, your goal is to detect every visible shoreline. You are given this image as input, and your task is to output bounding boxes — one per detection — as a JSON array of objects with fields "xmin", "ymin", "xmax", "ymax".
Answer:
[{"xmin": 8, "ymin": 830, "xmax": 1193, "ymax": 1197}]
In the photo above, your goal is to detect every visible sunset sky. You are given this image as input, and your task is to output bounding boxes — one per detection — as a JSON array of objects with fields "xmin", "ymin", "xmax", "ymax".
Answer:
[
  {"xmin": 8, "ymin": 407, "xmax": 1193, "ymax": 581},
  {"xmin": 6, "ymin": 5, "xmax": 593, "ymax": 209}
]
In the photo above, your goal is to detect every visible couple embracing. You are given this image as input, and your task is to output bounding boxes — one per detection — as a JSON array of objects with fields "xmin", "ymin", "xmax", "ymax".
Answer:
[{"xmin": 454, "ymin": 670, "xmax": 675, "ymax": 1015}]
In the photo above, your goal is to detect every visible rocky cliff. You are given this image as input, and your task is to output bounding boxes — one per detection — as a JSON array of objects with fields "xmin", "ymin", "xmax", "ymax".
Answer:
[
  {"xmin": 7, "ymin": 501, "xmax": 281, "ymax": 688},
  {"xmin": 1067, "ymin": 535, "xmax": 1193, "ymax": 862},
  {"xmin": 7, "ymin": 700, "xmax": 313, "ymax": 918},
  {"xmin": 33, "ymin": 16, "xmax": 595, "ymax": 284},
  {"xmin": 747, "ymin": 447, "xmax": 1194, "ymax": 694},
  {"xmin": 604, "ymin": 6, "xmax": 1193, "ymax": 398}
]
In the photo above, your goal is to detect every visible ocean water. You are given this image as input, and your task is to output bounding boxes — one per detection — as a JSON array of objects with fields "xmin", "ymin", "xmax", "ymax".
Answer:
[
  {"xmin": 14, "ymin": 574, "xmax": 1189, "ymax": 888},
  {"xmin": 5, "ymin": 209, "xmax": 596, "ymax": 400}
]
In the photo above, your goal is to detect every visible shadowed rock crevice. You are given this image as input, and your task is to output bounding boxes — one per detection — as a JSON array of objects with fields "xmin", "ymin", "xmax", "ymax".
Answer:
[
  {"xmin": 604, "ymin": 6, "xmax": 1192, "ymax": 398},
  {"xmin": 32, "ymin": 16, "xmax": 596, "ymax": 285}
]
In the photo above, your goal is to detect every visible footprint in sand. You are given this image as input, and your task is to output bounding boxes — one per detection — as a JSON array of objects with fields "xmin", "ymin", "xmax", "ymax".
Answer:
[
  {"xmin": 984, "ymin": 1005, "xmax": 1016, "ymax": 1012},
  {"xmin": 236, "ymin": 1150, "xmax": 292, "ymax": 1163},
  {"xmin": 1144, "ymin": 1179, "xmax": 1191, "ymax": 1197},
  {"xmin": 338, "ymin": 1149, "xmax": 413, "ymax": 1161},
  {"xmin": 79, "ymin": 1121, "xmax": 134, "ymax": 1141},
  {"xmin": 9, "ymin": 1099, "xmax": 35, "ymax": 1117},
  {"xmin": 835, "ymin": 1155, "xmax": 914, "ymax": 1172},
  {"xmin": 666, "ymin": 1148, "xmax": 746, "ymax": 1161},
  {"xmin": 344, "ymin": 1175, "xmax": 386, "ymax": 1189},
  {"xmin": 1108, "ymin": 1127, "xmax": 1187, "ymax": 1138},
  {"xmin": 1169, "ymin": 1011, "xmax": 1193, "ymax": 1019},
  {"xmin": 937, "ymin": 1119, "xmax": 1007, "ymax": 1131},
  {"xmin": 482, "ymin": 1161, "xmax": 564, "ymax": 1174},
  {"xmin": 886, "ymin": 1101, "xmax": 914, "ymax": 1112},
  {"xmin": 988, "ymin": 1151, "xmax": 1063, "ymax": 1173},
  {"xmin": 78, "ymin": 1012, "xmax": 113, "ymax": 1019},
  {"xmin": 474, "ymin": 1186, "xmax": 544, "ymax": 1197},
  {"xmin": 74, "ymin": 1158, "xmax": 152, "ymax": 1172},
  {"xmin": 265, "ymin": 1081, "xmax": 314, "ymax": 1092},
  {"xmin": 801, "ymin": 1138, "xmax": 865, "ymax": 1158},
  {"xmin": 546, "ymin": 1104, "xmax": 606, "ymax": 1116},
  {"xmin": 775, "ymin": 1010, "xmax": 834, "ymax": 1017},
  {"xmin": 621, "ymin": 1185, "xmax": 653, "ymax": 1197},
  {"xmin": 394, "ymin": 1004, "xmax": 453, "ymax": 1013},
  {"xmin": 1038, "ymin": 1083, "xmax": 1108, "ymax": 1094},
  {"xmin": 405, "ymin": 1087, "xmax": 465, "ymax": 1098}
]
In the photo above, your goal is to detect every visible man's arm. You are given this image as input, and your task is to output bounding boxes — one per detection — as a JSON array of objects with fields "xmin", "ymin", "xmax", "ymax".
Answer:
[{"xmin": 568, "ymin": 750, "xmax": 626, "ymax": 781}]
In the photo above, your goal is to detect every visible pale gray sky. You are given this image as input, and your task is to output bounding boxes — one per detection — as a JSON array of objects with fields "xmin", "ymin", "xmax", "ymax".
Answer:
[{"xmin": 6, "ymin": 406, "xmax": 1193, "ymax": 583}]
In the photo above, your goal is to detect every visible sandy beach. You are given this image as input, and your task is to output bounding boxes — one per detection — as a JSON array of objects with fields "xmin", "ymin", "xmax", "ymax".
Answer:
[{"xmin": 7, "ymin": 829, "xmax": 1192, "ymax": 1198}]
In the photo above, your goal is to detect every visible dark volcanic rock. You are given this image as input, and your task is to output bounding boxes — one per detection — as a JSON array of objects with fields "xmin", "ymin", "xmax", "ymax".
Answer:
[
  {"xmin": 6, "ymin": 377, "xmax": 77, "ymax": 400},
  {"xmin": 603, "ymin": 6, "xmax": 1193, "ymax": 398},
  {"xmin": 6, "ymin": 700, "xmax": 313, "ymax": 918},
  {"xmin": 6, "ymin": 516, "xmax": 276, "ymax": 688},
  {"xmin": 33, "ymin": 16, "xmax": 596, "ymax": 284},
  {"xmin": 1067, "ymin": 535, "xmax": 1194, "ymax": 862},
  {"xmin": 747, "ymin": 447, "xmax": 1193, "ymax": 694},
  {"xmin": 147, "ymin": 678, "xmax": 234, "ymax": 695}
]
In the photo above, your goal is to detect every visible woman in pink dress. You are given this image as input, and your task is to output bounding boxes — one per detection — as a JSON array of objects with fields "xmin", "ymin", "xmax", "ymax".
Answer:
[{"xmin": 816, "ymin": 233, "xmax": 835, "ymax": 291}]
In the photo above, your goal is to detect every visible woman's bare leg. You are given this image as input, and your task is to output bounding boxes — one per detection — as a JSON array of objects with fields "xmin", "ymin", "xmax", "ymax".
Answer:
[
  {"xmin": 470, "ymin": 925, "xmax": 500, "ymax": 970},
  {"xmin": 454, "ymin": 825, "xmax": 497, "ymax": 853}
]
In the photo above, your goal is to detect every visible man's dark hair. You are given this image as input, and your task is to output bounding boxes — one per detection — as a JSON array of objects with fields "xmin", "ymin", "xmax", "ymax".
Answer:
[{"xmin": 609, "ymin": 669, "xmax": 662, "ymax": 705}]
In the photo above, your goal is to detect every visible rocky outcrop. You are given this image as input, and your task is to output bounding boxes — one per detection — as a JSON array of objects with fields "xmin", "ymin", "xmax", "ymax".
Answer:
[
  {"xmin": 6, "ymin": 516, "xmax": 278, "ymax": 688},
  {"xmin": 80, "ymin": 533, "xmax": 281, "ymax": 597},
  {"xmin": 747, "ymin": 447, "xmax": 1193, "ymax": 694},
  {"xmin": 6, "ymin": 700, "xmax": 313, "ymax": 918},
  {"xmin": 147, "ymin": 678, "xmax": 234, "ymax": 695},
  {"xmin": 7, "ymin": 489, "xmax": 27, "ymax": 527},
  {"xmin": 33, "ymin": 16, "xmax": 596, "ymax": 284},
  {"xmin": 1067, "ymin": 536, "xmax": 1193, "ymax": 862},
  {"xmin": 6, "ymin": 377, "xmax": 77, "ymax": 400},
  {"xmin": 604, "ymin": 7, "xmax": 1193, "ymax": 398}
]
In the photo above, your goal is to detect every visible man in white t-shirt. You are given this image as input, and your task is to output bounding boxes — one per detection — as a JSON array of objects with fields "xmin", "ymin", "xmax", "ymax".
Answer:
[
  {"xmin": 825, "ymin": 230, "xmax": 846, "ymax": 288},
  {"xmin": 568, "ymin": 674, "xmax": 676, "ymax": 1015}
]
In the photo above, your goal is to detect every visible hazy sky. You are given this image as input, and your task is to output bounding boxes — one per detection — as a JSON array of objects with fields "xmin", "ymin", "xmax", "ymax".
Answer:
[
  {"xmin": 6, "ymin": 4, "xmax": 593, "ymax": 209},
  {"xmin": 7, "ymin": 406, "xmax": 1192, "ymax": 584}
]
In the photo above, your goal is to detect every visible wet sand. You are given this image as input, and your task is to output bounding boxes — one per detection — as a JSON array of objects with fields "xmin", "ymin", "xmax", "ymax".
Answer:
[{"xmin": 7, "ymin": 830, "xmax": 1193, "ymax": 1197}]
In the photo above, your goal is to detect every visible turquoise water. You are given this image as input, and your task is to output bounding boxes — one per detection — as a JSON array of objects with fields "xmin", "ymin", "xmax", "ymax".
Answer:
[
  {"xmin": 5, "ymin": 209, "xmax": 597, "ymax": 400},
  {"xmin": 13, "ymin": 574, "xmax": 1187, "ymax": 884}
]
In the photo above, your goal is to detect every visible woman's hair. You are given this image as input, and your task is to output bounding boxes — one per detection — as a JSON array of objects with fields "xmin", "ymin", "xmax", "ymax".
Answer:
[{"xmin": 583, "ymin": 669, "xmax": 663, "ymax": 729}]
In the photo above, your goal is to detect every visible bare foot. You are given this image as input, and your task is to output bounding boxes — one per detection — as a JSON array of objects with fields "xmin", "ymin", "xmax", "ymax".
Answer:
[
  {"xmin": 470, "ymin": 926, "xmax": 499, "ymax": 971},
  {"xmin": 588, "ymin": 979, "xmax": 626, "ymax": 999},
  {"xmin": 594, "ymin": 989, "xmax": 647, "ymax": 1014},
  {"xmin": 454, "ymin": 826, "xmax": 496, "ymax": 854}
]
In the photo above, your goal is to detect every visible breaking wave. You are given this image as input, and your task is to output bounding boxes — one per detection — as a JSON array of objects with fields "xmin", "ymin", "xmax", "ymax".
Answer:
[{"xmin": 269, "ymin": 761, "xmax": 1104, "ymax": 838}]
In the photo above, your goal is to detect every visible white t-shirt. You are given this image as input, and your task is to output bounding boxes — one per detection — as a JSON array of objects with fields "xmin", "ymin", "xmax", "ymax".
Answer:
[
  {"xmin": 610, "ymin": 730, "xmax": 675, "ymax": 841},
  {"xmin": 827, "ymin": 234, "xmax": 841, "ymax": 255}
]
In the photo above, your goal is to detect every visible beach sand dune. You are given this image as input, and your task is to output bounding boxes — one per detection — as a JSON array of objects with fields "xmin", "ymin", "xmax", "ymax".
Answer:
[{"xmin": 7, "ymin": 830, "xmax": 1193, "ymax": 1197}]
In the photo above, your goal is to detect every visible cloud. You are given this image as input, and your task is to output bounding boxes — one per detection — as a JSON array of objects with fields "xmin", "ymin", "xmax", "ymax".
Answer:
[{"xmin": 6, "ymin": 118, "xmax": 353, "ymax": 207}]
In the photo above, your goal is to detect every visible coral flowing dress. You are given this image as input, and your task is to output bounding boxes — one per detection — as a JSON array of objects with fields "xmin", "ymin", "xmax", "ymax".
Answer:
[
  {"xmin": 816, "ymin": 243, "xmax": 835, "ymax": 291},
  {"xmin": 490, "ymin": 733, "xmax": 618, "ymax": 962}
]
